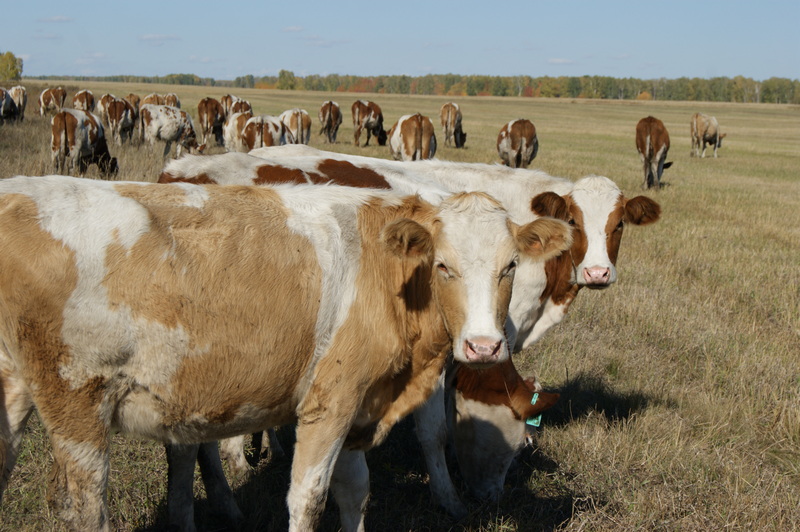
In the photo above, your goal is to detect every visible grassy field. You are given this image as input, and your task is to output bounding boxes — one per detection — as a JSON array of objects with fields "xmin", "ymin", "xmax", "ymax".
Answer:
[{"xmin": 1, "ymin": 80, "xmax": 799, "ymax": 531}]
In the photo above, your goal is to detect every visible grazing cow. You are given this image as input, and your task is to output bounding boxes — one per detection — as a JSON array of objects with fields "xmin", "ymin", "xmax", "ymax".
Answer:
[
  {"xmin": 440, "ymin": 102, "xmax": 466, "ymax": 148},
  {"xmin": 0, "ymin": 174, "xmax": 568, "ymax": 532},
  {"xmin": 164, "ymin": 92, "xmax": 181, "ymax": 108},
  {"xmin": 50, "ymin": 109, "xmax": 118, "ymax": 176},
  {"xmin": 242, "ymin": 115, "xmax": 290, "ymax": 150},
  {"xmin": 318, "ymin": 100, "xmax": 342, "ymax": 143},
  {"xmin": 690, "ymin": 112, "xmax": 726, "ymax": 158},
  {"xmin": 72, "ymin": 89, "xmax": 95, "ymax": 112},
  {"xmin": 125, "ymin": 93, "xmax": 141, "ymax": 120},
  {"xmin": 229, "ymin": 98, "xmax": 252, "ymax": 116},
  {"xmin": 497, "ymin": 118, "xmax": 538, "ymax": 168},
  {"xmin": 220, "ymin": 93, "xmax": 237, "ymax": 118},
  {"xmin": 636, "ymin": 116, "xmax": 672, "ymax": 189},
  {"xmin": 280, "ymin": 108, "xmax": 312, "ymax": 145},
  {"xmin": 141, "ymin": 92, "xmax": 165, "ymax": 107},
  {"xmin": 139, "ymin": 104, "xmax": 204, "ymax": 158},
  {"xmin": 388, "ymin": 113, "xmax": 437, "ymax": 161},
  {"xmin": 8, "ymin": 86, "xmax": 27, "ymax": 121},
  {"xmin": 223, "ymin": 110, "xmax": 254, "ymax": 152},
  {"xmin": 0, "ymin": 88, "xmax": 19, "ymax": 123},
  {"xmin": 38, "ymin": 87, "xmax": 67, "ymax": 115},
  {"xmin": 197, "ymin": 97, "xmax": 226, "ymax": 146},
  {"xmin": 96, "ymin": 93, "xmax": 118, "ymax": 124},
  {"xmin": 351, "ymin": 100, "xmax": 387, "ymax": 146},
  {"xmin": 106, "ymin": 98, "xmax": 136, "ymax": 145}
]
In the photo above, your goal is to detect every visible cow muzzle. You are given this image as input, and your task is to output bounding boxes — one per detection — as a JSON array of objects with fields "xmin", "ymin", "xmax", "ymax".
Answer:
[
  {"xmin": 463, "ymin": 336, "xmax": 506, "ymax": 365},
  {"xmin": 582, "ymin": 266, "xmax": 611, "ymax": 287}
]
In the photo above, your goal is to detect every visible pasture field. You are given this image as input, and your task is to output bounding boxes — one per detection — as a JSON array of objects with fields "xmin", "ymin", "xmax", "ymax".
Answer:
[{"xmin": 0, "ymin": 80, "xmax": 798, "ymax": 531}]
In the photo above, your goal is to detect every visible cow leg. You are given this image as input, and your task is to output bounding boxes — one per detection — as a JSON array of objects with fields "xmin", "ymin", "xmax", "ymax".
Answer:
[
  {"xmin": 353, "ymin": 126, "xmax": 361, "ymax": 146},
  {"xmin": 0, "ymin": 361, "xmax": 35, "ymax": 503},
  {"xmin": 264, "ymin": 427, "xmax": 286, "ymax": 459},
  {"xmin": 196, "ymin": 441, "xmax": 245, "ymax": 527},
  {"xmin": 330, "ymin": 449, "xmax": 369, "ymax": 532},
  {"xmin": 166, "ymin": 443, "xmax": 200, "ymax": 532},
  {"xmin": 218, "ymin": 434, "xmax": 251, "ymax": 476},
  {"xmin": 163, "ymin": 141, "xmax": 173, "ymax": 159},
  {"xmin": 413, "ymin": 374, "xmax": 468, "ymax": 519}
]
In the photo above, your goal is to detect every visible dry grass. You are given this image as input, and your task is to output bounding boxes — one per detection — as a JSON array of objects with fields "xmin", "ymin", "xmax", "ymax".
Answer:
[{"xmin": 1, "ymin": 81, "xmax": 798, "ymax": 531}]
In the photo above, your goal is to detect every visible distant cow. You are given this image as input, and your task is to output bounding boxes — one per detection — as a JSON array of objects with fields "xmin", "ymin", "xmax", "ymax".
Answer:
[
  {"xmin": 279, "ymin": 108, "xmax": 312, "ymax": 145},
  {"xmin": 72, "ymin": 89, "xmax": 95, "ymax": 112},
  {"xmin": 197, "ymin": 97, "xmax": 226, "ymax": 145},
  {"xmin": 636, "ymin": 116, "xmax": 672, "ymax": 189},
  {"xmin": 0, "ymin": 88, "xmax": 19, "ymax": 123},
  {"xmin": 223, "ymin": 110, "xmax": 254, "ymax": 152},
  {"xmin": 107, "ymin": 98, "xmax": 136, "ymax": 145},
  {"xmin": 141, "ymin": 92, "xmax": 165, "ymax": 107},
  {"xmin": 164, "ymin": 93, "xmax": 181, "ymax": 108},
  {"xmin": 318, "ymin": 100, "xmax": 342, "ymax": 143},
  {"xmin": 440, "ymin": 102, "xmax": 466, "ymax": 148},
  {"xmin": 220, "ymin": 93, "xmax": 238, "ymax": 118},
  {"xmin": 229, "ymin": 99, "xmax": 252, "ymax": 116},
  {"xmin": 50, "ymin": 108, "xmax": 118, "ymax": 176},
  {"xmin": 0, "ymin": 174, "xmax": 565, "ymax": 531},
  {"xmin": 351, "ymin": 100, "xmax": 387, "ymax": 146},
  {"xmin": 690, "ymin": 113, "xmax": 726, "ymax": 158},
  {"xmin": 139, "ymin": 104, "xmax": 204, "ymax": 158},
  {"xmin": 388, "ymin": 113, "xmax": 437, "ymax": 161},
  {"xmin": 125, "ymin": 93, "xmax": 141, "ymax": 120},
  {"xmin": 497, "ymin": 118, "xmax": 538, "ymax": 168},
  {"xmin": 96, "ymin": 93, "xmax": 118, "ymax": 124},
  {"xmin": 39, "ymin": 87, "xmax": 67, "ymax": 115},
  {"xmin": 8, "ymin": 86, "xmax": 27, "ymax": 121},
  {"xmin": 242, "ymin": 115, "xmax": 290, "ymax": 150}
]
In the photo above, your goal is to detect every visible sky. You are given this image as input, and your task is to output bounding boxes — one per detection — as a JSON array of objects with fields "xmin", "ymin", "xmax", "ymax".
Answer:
[{"xmin": 4, "ymin": 0, "xmax": 798, "ymax": 82}]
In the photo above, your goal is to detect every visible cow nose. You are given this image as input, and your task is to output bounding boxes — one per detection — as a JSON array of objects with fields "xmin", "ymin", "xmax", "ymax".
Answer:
[
  {"xmin": 583, "ymin": 266, "xmax": 610, "ymax": 285},
  {"xmin": 464, "ymin": 337, "xmax": 503, "ymax": 364}
]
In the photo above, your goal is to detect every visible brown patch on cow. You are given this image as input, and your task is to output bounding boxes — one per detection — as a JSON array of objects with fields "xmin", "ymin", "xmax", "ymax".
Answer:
[
  {"xmin": 253, "ymin": 165, "xmax": 309, "ymax": 185},
  {"xmin": 316, "ymin": 160, "xmax": 392, "ymax": 189},
  {"xmin": 157, "ymin": 172, "xmax": 218, "ymax": 185}
]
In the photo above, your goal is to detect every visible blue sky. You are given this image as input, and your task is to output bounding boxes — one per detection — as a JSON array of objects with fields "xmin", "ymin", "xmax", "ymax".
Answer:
[{"xmin": 4, "ymin": 1, "xmax": 798, "ymax": 81}]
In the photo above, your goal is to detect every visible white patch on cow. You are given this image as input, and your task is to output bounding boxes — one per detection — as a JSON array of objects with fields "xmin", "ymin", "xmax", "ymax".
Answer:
[{"xmin": 569, "ymin": 175, "xmax": 621, "ymax": 285}]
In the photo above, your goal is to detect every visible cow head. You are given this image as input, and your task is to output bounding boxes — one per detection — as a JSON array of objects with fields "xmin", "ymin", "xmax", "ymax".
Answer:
[
  {"xmin": 393, "ymin": 192, "xmax": 571, "ymax": 366},
  {"xmin": 452, "ymin": 361, "xmax": 559, "ymax": 501},
  {"xmin": 454, "ymin": 125, "xmax": 467, "ymax": 148},
  {"xmin": 531, "ymin": 176, "xmax": 660, "ymax": 289}
]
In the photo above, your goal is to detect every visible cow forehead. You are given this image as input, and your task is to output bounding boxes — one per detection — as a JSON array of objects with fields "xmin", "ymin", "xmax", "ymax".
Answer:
[
  {"xmin": 569, "ymin": 175, "xmax": 622, "ymax": 225},
  {"xmin": 436, "ymin": 193, "xmax": 515, "ymax": 262}
]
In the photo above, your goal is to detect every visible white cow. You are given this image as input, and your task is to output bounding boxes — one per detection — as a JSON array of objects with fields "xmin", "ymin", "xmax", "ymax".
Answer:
[{"xmin": 139, "ymin": 104, "xmax": 204, "ymax": 158}]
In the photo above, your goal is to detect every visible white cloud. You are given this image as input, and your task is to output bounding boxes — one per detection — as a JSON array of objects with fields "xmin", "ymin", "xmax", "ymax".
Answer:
[{"xmin": 139, "ymin": 34, "xmax": 180, "ymax": 46}]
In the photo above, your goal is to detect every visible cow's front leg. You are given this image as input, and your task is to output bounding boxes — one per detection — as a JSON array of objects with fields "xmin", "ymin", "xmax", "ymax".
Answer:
[
  {"xmin": 166, "ymin": 443, "xmax": 200, "ymax": 532},
  {"xmin": 330, "ymin": 449, "xmax": 369, "ymax": 532},
  {"xmin": 197, "ymin": 441, "xmax": 244, "ymax": 527}
]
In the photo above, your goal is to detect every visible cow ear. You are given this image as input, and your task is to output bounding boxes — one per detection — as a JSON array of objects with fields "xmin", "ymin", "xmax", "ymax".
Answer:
[
  {"xmin": 624, "ymin": 196, "xmax": 661, "ymax": 226},
  {"xmin": 382, "ymin": 218, "xmax": 434, "ymax": 262},
  {"xmin": 523, "ymin": 391, "xmax": 560, "ymax": 420},
  {"xmin": 513, "ymin": 217, "xmax": 573, "ymax": 262},
  {"xmin": 531, "ymin": 191, "xmax": 569, "ymax": 220}
]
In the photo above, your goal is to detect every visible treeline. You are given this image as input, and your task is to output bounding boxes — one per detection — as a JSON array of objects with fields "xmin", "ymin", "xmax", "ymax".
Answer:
[{"xmin": 23, "ymin": 71, "xmax": 800, "ymax": 104}]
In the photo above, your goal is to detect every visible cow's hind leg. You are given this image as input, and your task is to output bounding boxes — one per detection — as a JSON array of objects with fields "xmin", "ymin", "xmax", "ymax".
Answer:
[
  {"xmin": 0, "ymin": 360, "xmax": 35, "ymax": 503},
  {"xmin": 330, "ymin": 449, "xmax": 369, "ymax": 532},
  {"xmin": 197, "ymin": 442, "xmax": 245, "ymax": 528}
]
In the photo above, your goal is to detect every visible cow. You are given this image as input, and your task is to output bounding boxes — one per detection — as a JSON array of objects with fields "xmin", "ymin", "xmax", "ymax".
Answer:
[
  {"xmin": 690, "ymin": 112, "xmax": 726, "ymax": 158},
  {"xmin": 141, "ymin": 92, "xmax": 165, "ymax": 107},
  {"xmin": 164, "ymin": 92, "xmax": 181, "ymax": 108},
  {"xmin": 636, "ymin": 116, "xmax": 672, "ymax": 189},
  {"xmin": 50, "ymin": 108, "xmax": 118, "ymax": 176},
  {"xmin": 0, "ymin": 88, "xmax": 19, "ymax": 123},
  {"xmin": 497, "ymin": 118, "xmax": 538, "ymax": 168},
  {"xmin": 242, "ymin": 115, "xmax": 291, "ymax": 150},
  {"xmin": 72, "ymin": 89, "xmax": 95, "ymax": 112},
  {"xmin": 440, "ymin": 102, "xmax": 466, "ymax": 148},
  {"xmin": 8, "ymin": 86, "xmax": 27, "ymax": 121},
  {"xmin": 223, "ymin": 110, "xmax": 254, "ymax": 152},
  {"xmin": 197, "ymin": 97, "xmax": 225, "ymax": 146},
  {"xmin": 0, "ymin": 174, "xmax": 570, "ymax": 532},
  {"xmin": 139, "ymin": 104, "xmax": 204, "ymax": 158},
  {"xmin": 351, "ymin": 100, "xmax": 387, "ymax": 146},
  {"xmin": 220, "ymin": 94, "xmax": 238, "ymax": 118},
  {"xmin": 38, "ymin": 87, "xmax": 67, "ymax": 115},
  {"xmin": 125, "ymin": 93, "xmax": 141, "ymax": 120},
  {"xmin": 106, "ymin": 98, "xmax": 136, "ymax": 145},
  {"xmin": 96, "ymin": 93, "xmax": 118, "ymax": 124},
  {"xmin": 279, "ymin": 108, "xmax": 312, "ymax": 145},
  {"xmin": 229, "ymin": 99, "xmax": 252, "ymax": 116},
  {"xmin": 388, "ymin": 113, "xmax": 437, "ymax": 161},
  {"xmin": 319, "ymin": 100, "xmax": 342, "ymax": 143}
]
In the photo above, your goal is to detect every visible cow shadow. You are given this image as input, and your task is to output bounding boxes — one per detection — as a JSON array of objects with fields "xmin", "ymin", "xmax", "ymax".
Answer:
[{"xmin": 136, "ymin": 373, "xmax": 666, "ymax": 531}]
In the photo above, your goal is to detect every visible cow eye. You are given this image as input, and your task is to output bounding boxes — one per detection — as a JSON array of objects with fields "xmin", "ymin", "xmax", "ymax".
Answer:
[
  {"xmin": 502, "ymin": 260, "xmax": 517, "ymax": 278},
  {"xmin": 568, "ymin": 219, "xmax": 576, "ymax": 226},
  {"xmin": 437, "ymin": 263, "xmax": 450, "ymax": 276},
  {"xmin": 615, "ymin": 220, "xmax": 624, "ymax": 231}
]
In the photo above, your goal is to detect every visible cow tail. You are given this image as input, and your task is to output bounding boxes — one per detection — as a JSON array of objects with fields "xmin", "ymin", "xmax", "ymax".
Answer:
[{"xmin": 516, "ymin": 136, "xmax": 526, "ymax": 168}]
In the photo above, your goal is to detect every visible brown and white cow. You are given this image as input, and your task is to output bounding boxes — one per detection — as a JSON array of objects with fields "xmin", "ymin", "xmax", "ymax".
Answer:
[
  {"xmin": 220, "ymin": 93, "xmax": 237, "ymax": 118},
  {"xmin": 440, "ymin": 102, "xmax": 466, "ymax": 148},
  {"xmin": 72, "ymin": 89, "xmax": 95, "ymax": 112},
  {"xmin": 141, "ymin": 92, "xmax": 165, "ymax": 107},
  {"xmin": 0, "ymin": 88, "xmax": 19, "ymax": 123},
  {"xmin": 0, "ymin": 174, "xmax": 569, "ymax": 532},
  {"xmin": 351, "ymin": 99, "xmax": 387, "ymax": 146},
  {"xmin": 8, "ymin": 86, "xmax": 27, "ymax": 121},
  {"xmin": 96, "ymin": 93, "xmax": 117, "ymax": 124},
  {"xmin": 690, "ymin": 112, "xmax": 726, "ymax": 158},
  {"xmin": 164, "ymin": 92, "xmax": 181, "ymax": 108},
  {"xmin": 125, "ymin": 93, "xmax": 141, "ymax": 120},
  {"xmin": 242, "ymin": 115, "xmax": 290, "ymax": 150},
  {"xmin": 197, "ymin": 97, "xmax": 226, "ymax": 146},
  {"xmin": 229, "ymin": 98, "xmax": 252, "ymax": 116},
  {"xmin": 106, "ymin": 98, "xmax": 136, "ymax": 145},
  {"xmin": 222, "ymin": 110, "xmax": 255, "ymax": 152},
  {"xmin": 497, "ymin": 118, "xmax": 538, "ymax": 168},
  {"xmin": 38, "ymin": 87, "xmax": 67, "ymax": 115},
  {"xmin": 50, "ymin": 108, "xmax": 118, "ymax": 176},
  {"xmin": 636, "ymin": 116, "xmax": 672, "ymax": 189},
  {"xmin": 279, "ymin": 108, "xmax": 311, "ymax": 145},
  {"xmin": 139, "ymin": 104, "xmax": 204, "ymax": 158},
  {"xmin": 388, "ymin": 113, "xmax": 437, "ymax": 161},
  {"xmin": 318, "ymin": 100, "xmax": 342, "ymax": 144}
]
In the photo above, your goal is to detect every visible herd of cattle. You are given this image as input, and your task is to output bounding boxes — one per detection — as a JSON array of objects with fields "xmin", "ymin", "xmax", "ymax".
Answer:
[{"xmin": 0, "ymin": 85, "xmax": 727, "ymax": 531}]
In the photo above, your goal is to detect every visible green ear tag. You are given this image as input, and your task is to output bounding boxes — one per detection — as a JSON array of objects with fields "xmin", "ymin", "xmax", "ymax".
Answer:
[{"xmin": 526, "ymin": 392, "xmax": 542, "ymax": 427}]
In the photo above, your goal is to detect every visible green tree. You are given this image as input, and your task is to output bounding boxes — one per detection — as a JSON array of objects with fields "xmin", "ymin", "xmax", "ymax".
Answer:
[
  {"xmin": 0, "ymin": 51, "xmax": 23, "ymax": 80},
  {"xmin": 277, "ymin": 70, "xmax": 297, "ymax": 90}
]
